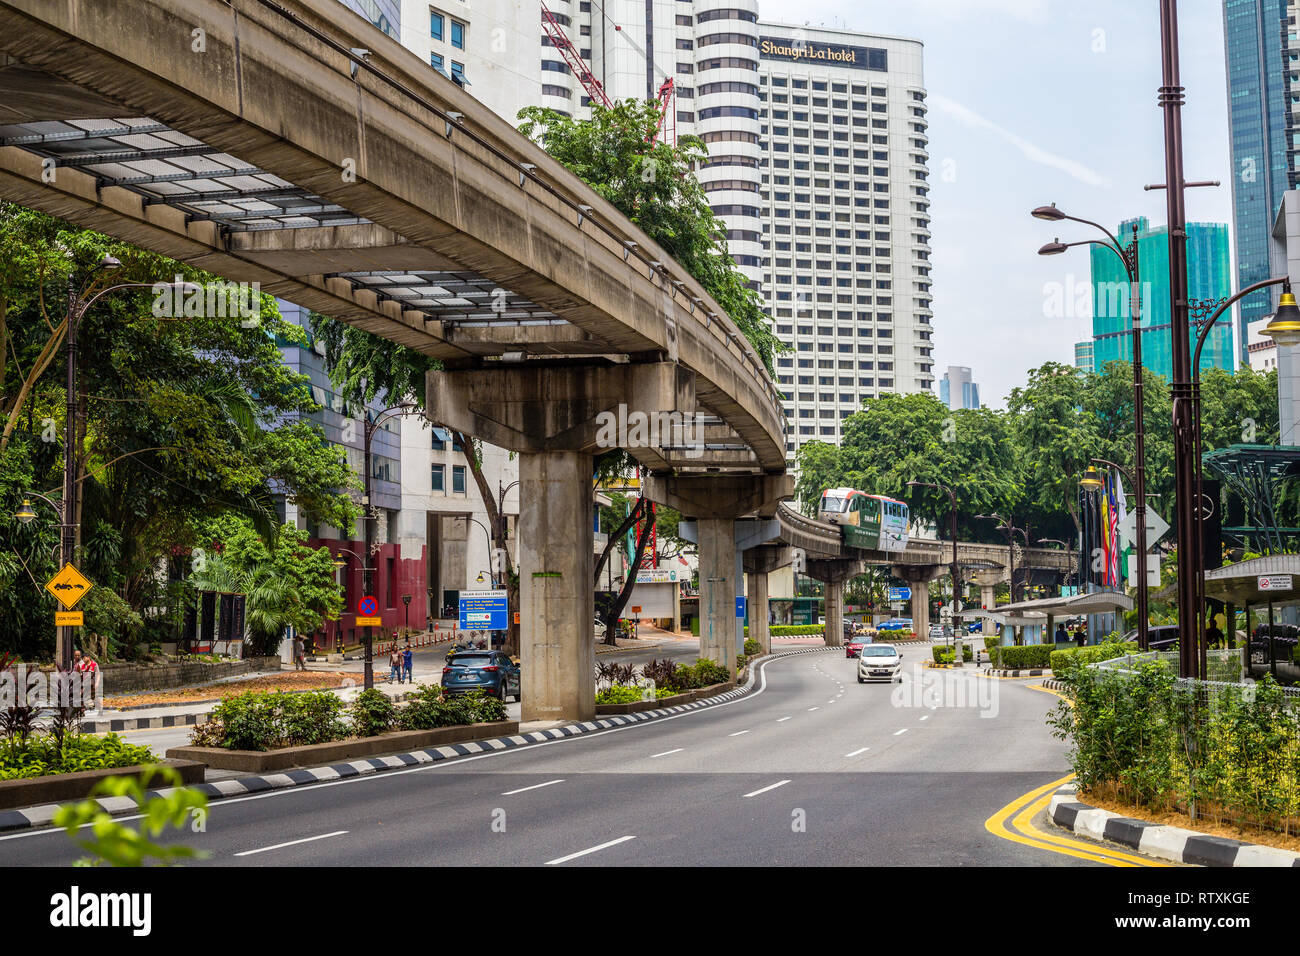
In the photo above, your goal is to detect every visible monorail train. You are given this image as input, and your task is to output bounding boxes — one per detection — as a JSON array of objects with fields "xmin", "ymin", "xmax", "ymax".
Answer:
[{"xmin": 818, "ymin": 488, "xmax": 910, "ymax": 552}]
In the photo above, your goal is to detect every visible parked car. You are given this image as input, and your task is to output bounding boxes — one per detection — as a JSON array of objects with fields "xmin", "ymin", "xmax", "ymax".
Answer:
[
  {"xmin": 857, "ymin": 643, "xmax": 903, "ymax": 683},
  {"xmin": 442, "ymin": 651, "xmax": 520, "ymax": 702},
  {"xmin": 877, "ymin": 618, "xmax": 913, "ymax": 633},
  {"xmin": 594, "ymin": 617, "xmax": 607, "ymax": 640}
]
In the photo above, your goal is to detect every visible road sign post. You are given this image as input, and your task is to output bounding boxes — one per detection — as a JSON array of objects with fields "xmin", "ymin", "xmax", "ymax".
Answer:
[{"xmin": 357, "ymin": 595, "xmax": 380, "ymax": 689}]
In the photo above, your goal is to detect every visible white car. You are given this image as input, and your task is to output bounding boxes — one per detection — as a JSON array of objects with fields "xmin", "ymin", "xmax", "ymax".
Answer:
[{"xmin": 857, "ymin": 643, "xmax": 903, "ymax": 683}]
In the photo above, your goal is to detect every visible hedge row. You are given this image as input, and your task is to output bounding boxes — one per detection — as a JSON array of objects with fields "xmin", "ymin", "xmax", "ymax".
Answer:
[
  {"xmin": 987, "ymin": 644, "xmax": 1054, "ymax": 670},
  {"xmin": 931, "ymin": 644, "xmax": 974, "ymax": 664}
]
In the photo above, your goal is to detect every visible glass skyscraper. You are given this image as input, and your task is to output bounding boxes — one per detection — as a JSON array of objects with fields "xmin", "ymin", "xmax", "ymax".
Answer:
[
  {"xmin": 1223, "ymin": 0, "xmax": 1296, "ymax": 364},
  {"xmin": 1088, "ymin": 218, "xmax": 1234, "ymax": 382}
]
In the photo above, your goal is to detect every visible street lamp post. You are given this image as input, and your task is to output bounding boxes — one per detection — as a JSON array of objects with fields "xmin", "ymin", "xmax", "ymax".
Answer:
[
  {"xmin": 976, "ymin": 514, "xmax": 1031, "ymax": 604},
  {"xmin": 908, "ymin": 480, "xmax": 963, "ymax": 664},
  {"xmin": 1034, "ymin": 206, "xmax": 1151, "ymax": 655},
  {"xmin": 1189, "ymin": 277, "xmax": 1300, "ymax": 677},
  {"xmin": 40, "ymin": 261, "xmax": 192, "ymax": 672},
  {"xmin": 359, "ymin": 402, "xmax": 415, "ymax": 689},
  {"xmin": 1037, "ymin": 537, "xmax": 1076, "ymax": 595}
]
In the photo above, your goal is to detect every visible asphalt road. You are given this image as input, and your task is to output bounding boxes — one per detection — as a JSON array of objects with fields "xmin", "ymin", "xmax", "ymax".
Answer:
[{"xmin": 3, "ymin": 650, "xmax": 1092, "ymax": 866}]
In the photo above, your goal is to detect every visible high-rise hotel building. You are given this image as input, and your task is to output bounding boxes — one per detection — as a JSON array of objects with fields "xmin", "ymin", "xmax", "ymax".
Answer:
[
  {"xmin": 392, "ymin": 3, "xmax": 932, "ymax": 463},
  {"xmin": 755, "ymin": 25, "xmax": 933, "ymax": 460}
]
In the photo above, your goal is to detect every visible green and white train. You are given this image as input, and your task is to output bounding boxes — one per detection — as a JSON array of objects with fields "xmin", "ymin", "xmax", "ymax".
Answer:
[{"xmin": 818, "ymin": 488, "xmax": 910, "ymax": 553}]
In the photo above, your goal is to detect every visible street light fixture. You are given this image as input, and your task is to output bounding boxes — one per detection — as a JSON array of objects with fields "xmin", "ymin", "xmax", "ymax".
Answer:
[
  {"xmin": 1078, "ymin": 466, "xmax": 1104, "ymax": 491},
  {"xmin": 47, "ymin": 261, "xmax": 188, "ymax": 672},
  {"xmin": 14, "ymin": 499, "xmax": 37, "ymax": 523},
  {"xmin": 358, "ymin": 400, "xmax": 417, "ymax": 689},
  {"xmin": 1034, "ymin": 205, "xmax": 1150, "ymax": 657},
  {"xmin": 975, "ymin": 513, "xmax": 1031, "ymax": 603}
]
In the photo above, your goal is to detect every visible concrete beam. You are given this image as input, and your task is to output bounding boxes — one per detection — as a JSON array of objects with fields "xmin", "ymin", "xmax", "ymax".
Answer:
[
  {"xmin": 645, "ymin": 473, "xmax": 793, "ymax": 520},
  {"xmin": 426, "ymin": 361, "xmax": 693, "ymax": 455},
  {"xmin": 0, "ymin": 0, "xmax": 788, "ymax": 471},
  {"xmin": 229, "ymin": 222, "xmax": 461, "ymax": 275},
  {"xmin": 743, "ymin": 544, "xmax": 792, "ymax": 576}
]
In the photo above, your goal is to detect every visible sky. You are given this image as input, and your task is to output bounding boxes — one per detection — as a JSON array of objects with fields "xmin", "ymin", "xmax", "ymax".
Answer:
[{"xmin": 759, "ymin": 0, "xmax": 1237, "ymax": 407}]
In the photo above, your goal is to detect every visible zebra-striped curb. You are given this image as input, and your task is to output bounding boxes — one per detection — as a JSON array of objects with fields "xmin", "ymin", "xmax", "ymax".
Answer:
[
  {"xmin": 984, "ymin": 667, "xmax": 1051, "ymax": 678},
  {"xmin": 80, "ymin": 711, "xmax": 212, "ymax": 733},
  {"xmin": 1, "ymin": 646, "xmax": 834, "ymax": 834},
  {"xmin": 1047, "ymin": 782, "xmax": 1300, "ymax": 867},
  {"xmin": 1041, "ymin": 678, "xmax": 1068, "ymax": 692}
]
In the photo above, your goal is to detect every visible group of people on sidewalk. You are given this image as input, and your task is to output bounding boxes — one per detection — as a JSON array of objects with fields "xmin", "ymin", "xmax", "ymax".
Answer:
[{"xmin": 389, "ymin": 638, "xmax": 414, "ymax": 684}]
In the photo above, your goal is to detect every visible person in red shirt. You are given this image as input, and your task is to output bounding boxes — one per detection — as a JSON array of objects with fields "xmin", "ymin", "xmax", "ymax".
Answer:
[{"xmin": 72, "ymin": 649, "xmax": 97, "ymax": 674}]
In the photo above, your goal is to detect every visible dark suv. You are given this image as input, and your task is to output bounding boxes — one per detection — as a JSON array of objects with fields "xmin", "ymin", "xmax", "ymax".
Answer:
[{"xmin": 1121, "ymin": 626, "xmax": 1179, "ymax": 651}]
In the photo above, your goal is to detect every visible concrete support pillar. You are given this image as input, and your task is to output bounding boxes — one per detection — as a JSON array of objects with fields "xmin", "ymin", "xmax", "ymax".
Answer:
[
  {"xmin": 698, "ymin": 517, "xmax": 741, "ymax": 673},
  {"xmin": 824, "ymin": 578, "xmax": 845, "ymax": 647},
  {"xmin": 747, "ymin": 570, "xmax": 770, "ymax": 655},
  {"xmin": 910, "ymin": 590, "xmax": 929, "ymax": 641},
  {"xmin": 981, "ymin": 584, "xmax": 998, "ymax": 636},
  {"xmin": 895, "ymin": 566, "xmax": 944, "ymax": 640},
  {"xmin": 518, "ymin": 451, "xmax": 594, "ymax": 723}
]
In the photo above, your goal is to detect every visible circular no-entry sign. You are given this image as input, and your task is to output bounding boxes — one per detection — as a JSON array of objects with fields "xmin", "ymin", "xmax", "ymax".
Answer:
[{"xmin": 357, "ymin": 595, "xmax": 378, "ymax": 616}]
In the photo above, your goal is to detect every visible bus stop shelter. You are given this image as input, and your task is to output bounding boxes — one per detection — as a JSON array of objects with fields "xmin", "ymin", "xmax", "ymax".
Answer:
[{"xmin": 980, "ymin": 590, "xmax": 1133, "ymax": 645}]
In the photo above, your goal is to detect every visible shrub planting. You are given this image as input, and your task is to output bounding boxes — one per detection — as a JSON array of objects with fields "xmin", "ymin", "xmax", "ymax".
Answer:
[
  {"xmin": 350, "ymin": 688, "xmax": 397, "ymax": 737},
  {"xmin": 192, "ymin": 687, "xmax": 506, "ymax": 750},
  {"xmin": 1050, "ymin": 664, "xmax": 1300, "ymax": 835},
  {"xmin": 0, "ymin": 733, "xmax": 155, "ymax": 781}
]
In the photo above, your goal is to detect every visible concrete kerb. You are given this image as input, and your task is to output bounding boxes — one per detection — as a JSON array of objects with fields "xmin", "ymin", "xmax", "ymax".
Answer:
[
  {"xmin": 0, "ymin": 646, "xmax": 835, "ymax": 833},
  {"xmin": 1047, "ymin": 782, "xmax": 1300, "ymax": 867}
]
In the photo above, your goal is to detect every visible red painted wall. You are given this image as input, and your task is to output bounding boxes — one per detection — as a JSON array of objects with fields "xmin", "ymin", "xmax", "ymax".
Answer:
[{"xmin": 308, "ymin": 539, "xmax": 428, "ymax": 646}]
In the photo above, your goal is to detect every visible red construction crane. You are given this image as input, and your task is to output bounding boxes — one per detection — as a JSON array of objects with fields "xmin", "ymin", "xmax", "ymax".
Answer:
[
  {"xmin": 651, "ymin": 77, "xmax": 676, "ymax": 146},
  {"xmin": 540, "ymin": 1, "xmax": 611, "ymax": 108}
]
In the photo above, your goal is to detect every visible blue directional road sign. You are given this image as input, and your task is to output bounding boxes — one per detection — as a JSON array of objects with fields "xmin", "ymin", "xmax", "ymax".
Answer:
[
  {"xmin": 887, "ymin": 587, "xmax": 911, "ymax": 602},
  {"xmin": 459, "ymin": 589, "xmax": 509, "ymax": 631},
  {"xmin": 735, "ymin": 596, "xmax": 747, "ymax": 619}
]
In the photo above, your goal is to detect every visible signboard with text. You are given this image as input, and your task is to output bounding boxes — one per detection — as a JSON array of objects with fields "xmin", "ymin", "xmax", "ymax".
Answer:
[
  {"xmin": 635, "ymin": 569, "xmax": 679, "ymax": 584},
  {"xmin": 1258, "ymin": 575, "xmax": 1293, "ymax": 592},
  {"xmin": 459, "ymin": 589, "xmax": 508, "ymax": 631}
]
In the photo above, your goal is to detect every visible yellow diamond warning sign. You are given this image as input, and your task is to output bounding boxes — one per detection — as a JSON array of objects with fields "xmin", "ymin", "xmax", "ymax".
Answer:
[{"xmin": 45, "ymin": 563, "xmax": 94, "ymax": 610}]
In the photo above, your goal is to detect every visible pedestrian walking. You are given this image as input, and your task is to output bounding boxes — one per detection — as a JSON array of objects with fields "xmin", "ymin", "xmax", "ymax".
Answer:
[
  {"xmin": 1054, "ymin": 623, "xmax": 1068, "ymax": 645},
  {"xmin": 294, "ymin": 636, "xmax": 306, "ymax": 671},
  {"xmin": 389, "ymin": 644, "xmax": 402, "ymax": 684},
  {"xmin": 402, "ymin": 642, "xmax": 414, "ymax": 684}
]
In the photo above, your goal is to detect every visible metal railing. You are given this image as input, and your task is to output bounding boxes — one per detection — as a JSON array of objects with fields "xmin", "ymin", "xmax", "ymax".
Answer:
[{"xmin": 1090, "ymin": 648, "xmax": 1300, "ymax": 699}]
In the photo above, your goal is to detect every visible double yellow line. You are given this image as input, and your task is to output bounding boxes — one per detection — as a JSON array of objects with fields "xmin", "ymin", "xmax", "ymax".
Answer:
[{"xmin": 985, "ymin": 773, "xmax": 1169, "ymax": 866}]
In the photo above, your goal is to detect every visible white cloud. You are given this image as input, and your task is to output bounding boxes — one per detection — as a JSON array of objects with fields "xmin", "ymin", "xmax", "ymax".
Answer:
[{"xmin": 930, "ymin": 93, "xmax": 1111, "ymax": 188}]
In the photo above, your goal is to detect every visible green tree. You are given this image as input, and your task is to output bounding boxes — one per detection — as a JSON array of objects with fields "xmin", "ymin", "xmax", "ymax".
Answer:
[
  {"xmin": 795, "ymin": 393, "xmax": 1022, "ymax": 542},
  {"xmin": 518, "ymin": 99, "xmax": 782, "ymax": 373},
  {"xmin": 0, "ymin": 205, "xmax": 359, "ymax": 658},
  {"xmin": 189, "ymin": 515, "xmax": 343, "ymax": 656}
]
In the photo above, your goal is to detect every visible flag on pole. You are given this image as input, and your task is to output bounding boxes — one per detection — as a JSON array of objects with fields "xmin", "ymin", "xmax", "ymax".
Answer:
[{"xmin": 1112, "ymin": 468, "xmax": 1128, "ymax": 585}]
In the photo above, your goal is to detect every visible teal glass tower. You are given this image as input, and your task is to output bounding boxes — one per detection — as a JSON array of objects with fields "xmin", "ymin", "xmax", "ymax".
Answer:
[
  {"xmin": 1223, "ymin": 0, "xmax": 1296, "ymax": 365},
  {"xmin": 1088, "ymin": 218, "xmax": 1234, "ymax": 382}
]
